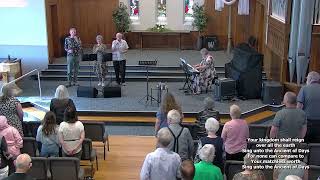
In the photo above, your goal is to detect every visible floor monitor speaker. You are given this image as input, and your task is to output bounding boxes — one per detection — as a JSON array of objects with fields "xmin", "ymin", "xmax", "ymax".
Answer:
[{"xmin": 77, "ymin": 86, "xmax": 98, "ymax": 98}]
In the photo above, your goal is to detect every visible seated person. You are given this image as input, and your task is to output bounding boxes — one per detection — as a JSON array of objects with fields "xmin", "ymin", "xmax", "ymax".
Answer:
[
  {"xmin": 196, "ymin": 97, "xmax": 219, "ymax": 137},
  {"xmin": 167, "ymin": 110, "xmax": 194, "ymax": 161},
  {"xmin": 36, "ymin": 111, "xmax": 60, "ymax": 157},
  {"xmin": 140, "ymin": 128, "xmax": 181, "ymax": 180},
  {"xmin": 192, "ymin": 48, "xmax": 216, "ymax": 94},
  {"xmin": 59, "ymin": 107, "xmax": 85, "ymax": 159},
  {"xmin": 221, "ymin": 104, "xmax": 249, "ymax": 161},
  {"xmin": 194, "ymin": 144, "xmax": 223, "ymax": 180},
  {"xmin": 195, "ymin": 118, "xmax": 224, "ymax": 171},
  {"xmin": 233, "ymin": 153, "xmax": 265, "ymax": 180}
]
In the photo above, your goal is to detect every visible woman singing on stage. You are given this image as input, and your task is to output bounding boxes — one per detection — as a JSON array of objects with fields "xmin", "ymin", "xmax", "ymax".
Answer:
[{"xmin": 92, "ymin": 35, "xmax": 107, "ymax": 86}]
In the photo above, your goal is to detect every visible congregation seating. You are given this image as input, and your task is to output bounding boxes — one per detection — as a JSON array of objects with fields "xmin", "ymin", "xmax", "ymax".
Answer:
[
  {"xmin": 49, "ymin": 157, "xmax": 84, "ymax": 180},
  {"xmin": 248, "ymin": 124, "xmax": 270, "ymax": 139},
  {"xmin": 308, "ymin": 143, "xmax": 320, "ymax": 166},
  {"xmin": 82, "ymin": 121, "xmax": 109, "ymax": 160},
  {"xmin": 21, "ymin": 137, "xmax": 38, "ymax": 157},
  {"xmin": 309, "ymin": 165, "xmax": 320, "ymax": 180},
  {"xmin": 28, "ymin": 157, "xmax": 49, "ymax": 180},
  {"xmin": 81, "ymin": 138, "xmax": 98, "ymax": 176},
  {"xmin": 224, "ymin": 160, "xmax": 243, "ymax": 180}
]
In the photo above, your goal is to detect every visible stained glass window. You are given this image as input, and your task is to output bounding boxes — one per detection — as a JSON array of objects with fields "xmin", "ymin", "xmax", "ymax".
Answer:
[
  {"xmin": 129, "ymin": 0, "xmax": 139, "ymax": 20},
  {"xmin": 185, "ymin": 0, "xmax": 194, "ymax": 21},
  {"xmin": 157, "ymin": 0, "xmax": 167, "ymax": 22}
]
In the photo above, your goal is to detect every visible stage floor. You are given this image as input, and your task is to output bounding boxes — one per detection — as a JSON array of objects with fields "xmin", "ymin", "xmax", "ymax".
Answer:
[{"xmin": 18, "ymin": 78, "xmax": 265, "ymax": 114}]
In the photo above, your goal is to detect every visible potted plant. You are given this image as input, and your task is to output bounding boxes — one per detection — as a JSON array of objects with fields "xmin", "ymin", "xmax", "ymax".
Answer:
[
  {"xmin": 112, "ymin": 3, "xmax": 131, "ymax": 34},
  {"xmin": 192, "ymin": 4, "xmax": 208, "ymax": 50}
]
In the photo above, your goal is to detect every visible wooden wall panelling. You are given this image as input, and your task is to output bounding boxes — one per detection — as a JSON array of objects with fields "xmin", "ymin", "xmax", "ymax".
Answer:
[
  {"xmin": 310, "ymin": 25, "xmax": 320, "ymax": 73},
  {"xmin": 73, "ymin": 0, "xmax": 118, "ymax": 47}
]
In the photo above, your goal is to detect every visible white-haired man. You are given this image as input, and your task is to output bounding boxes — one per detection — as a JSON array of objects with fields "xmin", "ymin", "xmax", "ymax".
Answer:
[
  {"xmin": 270, "ymin": 92, "xmax": 307, "ymax": 139},
  {"xmin": 221, "ymin": 104, "xmax": 249, "ymax": 161},
  {"xmin": 5, "ymin": 154, "xmax": 34, "ymax": 180},
  {"xmin": 167, "ymin": 110, "xmax": 194, "ymax": 161},
  {"xmin": 193, "ymin": 144, "xmax": 223, "ymax": 180},
  {"xmin": 140, "ymin": 128, "xmax": 181, "ymax": 180},
  {"xmin": 297, "ymin": 71, "xmax": 320, "ymax": 143},
  {"xmin": 112, "ymin": 33, "xmax": 129, "ymax": 86}
]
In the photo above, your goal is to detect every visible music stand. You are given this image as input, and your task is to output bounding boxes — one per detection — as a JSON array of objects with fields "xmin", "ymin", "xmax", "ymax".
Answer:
[
  {"xmin": 82, "ymin": 53, "xmax": 97, "ymax": 87},
  {"xmin": 102, "ymin": 52, "xmax": 113, "ymax": 85},
  {"xmin": 138, "ymin": 60, "xmax": 158, "ymax": 105}
]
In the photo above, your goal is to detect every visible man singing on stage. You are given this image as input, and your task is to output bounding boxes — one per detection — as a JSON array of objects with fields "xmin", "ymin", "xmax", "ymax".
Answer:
[
  {"xmin": 64, "ymin": 27, "xmax": 82, "ymax": 87},
  {"xmin": 112, "ymin": 33, "xmax": 129, "ymax": 86}
]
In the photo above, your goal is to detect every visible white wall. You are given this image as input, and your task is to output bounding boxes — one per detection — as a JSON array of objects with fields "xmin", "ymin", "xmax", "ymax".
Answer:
[
  {"xmin": 121, "ymin": 0, "xmax": 203, "ymax": 31},
  {"xmin": 0, "ymin": 0, "xmax": 48, "ymax": 73}
]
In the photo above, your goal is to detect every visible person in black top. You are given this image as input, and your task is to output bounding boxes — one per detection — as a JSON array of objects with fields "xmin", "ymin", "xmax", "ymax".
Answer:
[
  {"xmin": 0, "ymin": 136, "xmax": 10, "ymax": 178},
  {"xmin": 195, "ymin": 117, "xmax": 224, "ymax": 172},
  {"xmin": 50, "ymin": 85, "xmax": 76, "ymax": 124},
  {"xmin": 5, "ymin": 154, "xmax": 35, "ymax": 180},
  {"xmin": 196, "ymin": 97, "xmax": 219, "ymax": 138}
]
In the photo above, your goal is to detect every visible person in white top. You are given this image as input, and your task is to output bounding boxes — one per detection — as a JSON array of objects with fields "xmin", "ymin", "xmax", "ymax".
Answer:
[
  {"xmin": 112, "ymin": 33, "xmax": 129, "ymax": 86},
  {"xmin": 58, "ymin": 107, "xmax": 85, "ymax": 159}
]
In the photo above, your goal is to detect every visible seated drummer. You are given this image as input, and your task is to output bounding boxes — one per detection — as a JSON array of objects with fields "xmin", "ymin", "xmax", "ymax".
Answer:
[{"xmin": 192, "ymin": 48, "xmax": 216, "ymax": 95}]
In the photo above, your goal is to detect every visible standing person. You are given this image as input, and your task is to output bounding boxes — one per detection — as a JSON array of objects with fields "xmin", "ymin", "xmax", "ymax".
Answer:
[
  {"xmin": 92, "ymin": 35, "xmax": 108, "ymax": 87},
  {"xmin": 58, "ymin": 107, "xmax": 84, "ymax": 159},
  {"xmin": 167, "ymin": 110, "xmax": 194, "ymax": 161},
  {"xmin": 297, "ymin": 71, "xmax": 320, "ymax": 143},
  {"xmin": 64, "ymin": 27, "xmax": 82, "ymax": 87},
  {"xmin": 270, "ymin": 92, "xmax": 307, "ymax": 139},
  {"xmin": 36, "ymin": 111, "xmax": 60, "ymax": 157},
  {"xmin": 221, "ymin": 104, "xmax": 249, "ymax": 161},
  {"xmin": 140, "ymin": 128, "xmax": 181, "ymax": 180},
  {"xmin": 192, "ymin": 48, "xmax": 216, "ymax": 94},
  {"xmin": 112, "ymin": 33, "xmax": 129, "ymax": 86},
  {"xmin": 0, "ymin": 84, "xmax": 24, "ymax": 137},
  {"xmin": 155, "ymin": 92, "xmax": 182, "ymax": 134},
  {"xmin": 50, "ymin": 85, "xmax": 76, "ymax": 125},
  {"xmin": 193, "ymin": 144, "xmax": 223, "ymax": 180}
]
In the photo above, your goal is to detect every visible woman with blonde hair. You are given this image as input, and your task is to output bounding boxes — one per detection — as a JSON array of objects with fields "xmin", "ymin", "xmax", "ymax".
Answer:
[
  {"xmin": 93, "ymin": 35, "xmax": 107, "ymax": 86},
  {"xmin": 155, "ymin": 92, "xmax": 182, "ymax": 134},
  {"xmin": 50, "ymin": 85, "xmax": 75, "ymax": 124},
  {"xmin": 0, "ymin": 83, "xmax": 24, "ymax": 136}
]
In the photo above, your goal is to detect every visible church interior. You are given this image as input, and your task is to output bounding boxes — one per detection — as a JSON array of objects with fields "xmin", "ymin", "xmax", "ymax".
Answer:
[{"xmin": 0, "ymin": 0, "xmax": 320, "ymax": 179}]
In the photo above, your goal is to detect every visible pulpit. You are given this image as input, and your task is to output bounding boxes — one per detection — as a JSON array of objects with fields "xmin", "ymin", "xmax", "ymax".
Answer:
[{"xmin": 0, "ymin": 59, "xmax": 23, "ymax": 95}]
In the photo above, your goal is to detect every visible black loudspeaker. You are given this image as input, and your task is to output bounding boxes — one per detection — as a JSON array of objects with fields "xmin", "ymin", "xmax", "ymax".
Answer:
[
  {"xmin": 77, "ymin": 86, "xmax": 98, "ymax": 98},
  {"xmin": 262, "ymin": 81, "xmax": 283, "ymax": 105},
  {"xmin": 103, "ymin": 86, "xmax": 121, "ymax": 98},
  {"xmin": 214, "ymin": 78, "xmax": 236, "ymax": 101}
]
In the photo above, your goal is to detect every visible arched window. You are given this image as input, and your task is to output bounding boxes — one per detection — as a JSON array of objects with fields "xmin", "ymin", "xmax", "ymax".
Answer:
[
  {"xmin": 157, "ymin": 0, "xmax": 167, "ymax": 23},
  {"xmin": 129, "ymin": 0, "xmax": 139, "ymax": 20},
  {"xmin": 185, "ymin": 0, "xmax": 194, "ymax": 22}
]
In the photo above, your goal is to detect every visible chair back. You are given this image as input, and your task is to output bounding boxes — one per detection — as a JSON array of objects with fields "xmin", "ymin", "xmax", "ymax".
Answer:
[
  {"xmin": 83, "ymin": 122, "xmax": 105, "ymax": 142},
  {"xmin": 309, "ymin": 143, "xmax": 320, "ymax": 165},
  {"xmin": 21, "ymin": 137, "xmax": 38, "ymax": 157},
  {"xmin": 249, "ymin": 125, "xmax": 270, "ymax": 139},
  {"xmin": 23, "ymin": 121, "xmax": 41, "ymax": 137},
  {"xmin": 225, "ymin": 160, "xmax": 243, "ymax": 180},
  {"xmin": 309, "ymin": 165, "xmax": 320, "ymax": 180},
  {"xmin": 81, "ymin": 138, "xmax": 93, "ymax": 160},
  {"xmin": 28, "ymin": 157, "xmax": 48, "ymax": 180},
  {"xmin": 49, "ymin": 157, "xmax": 80, "ymax": 180}
]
